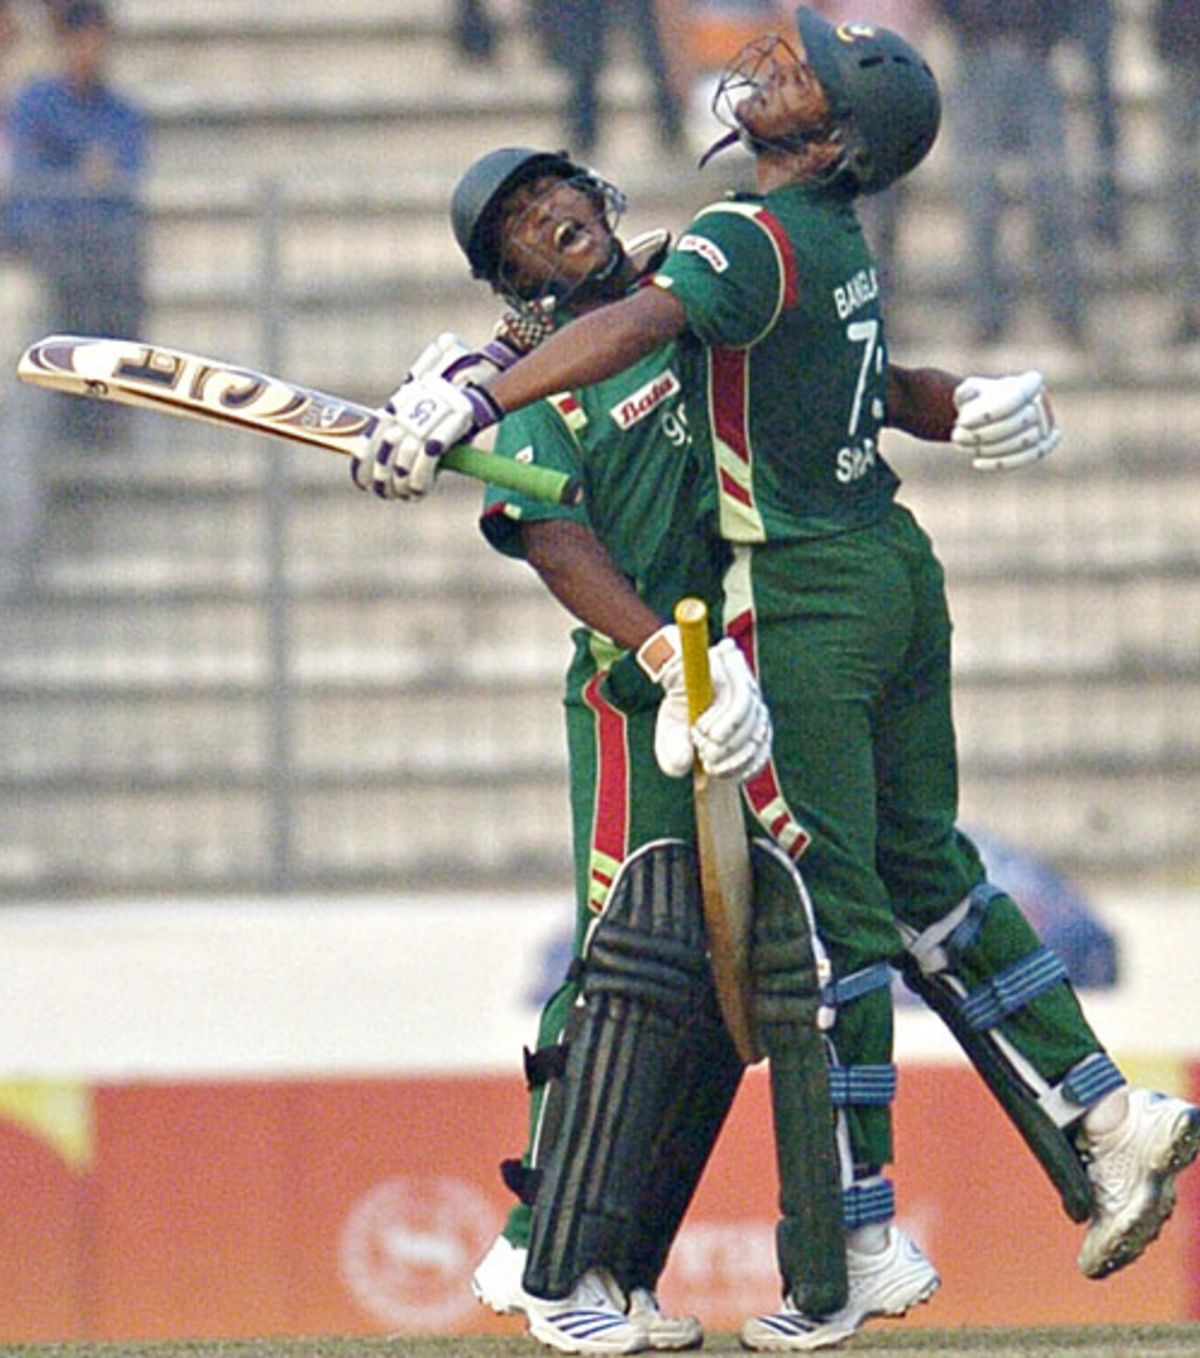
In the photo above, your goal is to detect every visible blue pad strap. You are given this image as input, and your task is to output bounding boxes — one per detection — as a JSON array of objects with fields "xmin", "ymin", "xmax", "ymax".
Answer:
[
  {"xmin": 961, "ymin": 945, "xmax": 1069, "ymax": 1031},
  {"xmin": 1059, "ymin": 1052, "xmax": 1126, "ymax": 1110},
  {"xmin": 823, "ymin": 961, "xmax": 893, "ymax": 1008},
  {"xmin": 842, "ymin": 1177, "xmax": 895, "ymax": 1229},
  {"xmin": 828, "ymin": 1064, "xmax": 897, "ymax": 1108}
]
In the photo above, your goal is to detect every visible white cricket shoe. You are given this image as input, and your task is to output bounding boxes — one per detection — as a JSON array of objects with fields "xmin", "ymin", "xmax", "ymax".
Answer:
[
  {"xmin": 740, "ymin": 1225, "xmax": 940, "ymax": 1351},
  {"xmin": 471, "ymin": 1234, "xmax": 529, "ymax": 1316},
  {"xmin": 627, "ymin": 1288, "xmax": 703, "ymax": 1351},
  {"xmin": 525, "ymin": 1268, "xmax": 649, "ymax": 1354},
  {"xmin": 1077, "ymin": 1087, "xmax": 1200, "ymax": 1279}
]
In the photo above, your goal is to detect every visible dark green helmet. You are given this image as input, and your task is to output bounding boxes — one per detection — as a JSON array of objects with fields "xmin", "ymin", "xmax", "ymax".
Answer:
[
  {"xmin": 450, "ymin": 146, "xmax": 583, "ymax": 284},
  {"xmin": 794, "ymin": 6, "xmax": 940, "ymax": 196}
]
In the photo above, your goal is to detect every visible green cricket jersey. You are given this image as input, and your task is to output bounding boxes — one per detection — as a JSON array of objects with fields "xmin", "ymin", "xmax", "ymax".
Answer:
[
  {"xmin": 481, "ymin": 339, "xmax": 725, "ymax": 706},
  {"xmin": 653, "ymin": 182, "xmax": 899, "ymax": 544}
]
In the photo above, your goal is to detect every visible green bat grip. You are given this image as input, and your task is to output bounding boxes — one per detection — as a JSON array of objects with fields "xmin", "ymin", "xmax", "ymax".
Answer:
[{"xmin": 441, "ymin": 444, "xmax": 583, "ymax": 507}]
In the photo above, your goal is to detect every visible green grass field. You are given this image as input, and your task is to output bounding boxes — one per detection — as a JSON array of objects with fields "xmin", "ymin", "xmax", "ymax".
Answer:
[{"xmin": 2, "ymin": 1327, "xmax": 1200, "ymax": 1358}]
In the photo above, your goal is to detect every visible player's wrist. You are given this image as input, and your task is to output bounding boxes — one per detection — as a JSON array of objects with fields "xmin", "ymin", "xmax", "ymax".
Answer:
[{"xmin": 636, "ymin": 623, "xmax": 682, "ymax": 686}]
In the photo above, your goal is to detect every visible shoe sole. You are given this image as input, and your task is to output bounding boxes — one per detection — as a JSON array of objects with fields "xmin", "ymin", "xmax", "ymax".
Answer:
[
  {"xmin": 1083, "ymin": 1107, "xmax": 1200, "ymax": 1280},
  {"xmin": 644, "ymin": 1322, "xmax": 704, "ymax": 1352},
  {"xmin": 739, "ymin": 1268, "xmax": 940, "ymax": 1351},
  {"xmin": 526, "ymin": 1318, "xmax": 646, "ymax": 1355}
]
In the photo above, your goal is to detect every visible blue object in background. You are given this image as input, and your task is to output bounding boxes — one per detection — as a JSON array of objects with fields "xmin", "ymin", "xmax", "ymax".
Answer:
[
  {"xmin": 964, "ymin": 826, "xmax": 1119, "ymax": 990},
  {"xmin": 894, "ymin": 828, "xmax": 1118, "ymax": 1005}
]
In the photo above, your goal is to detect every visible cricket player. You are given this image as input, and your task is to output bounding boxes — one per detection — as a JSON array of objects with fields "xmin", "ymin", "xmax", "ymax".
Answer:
[
  {"xmin": 364, "ymin": 147, "xmax": 778, "ymax": 1353},
  {"xmin": 354, "ymin": 8, "xmax": 1200, "ymax": 1350}
]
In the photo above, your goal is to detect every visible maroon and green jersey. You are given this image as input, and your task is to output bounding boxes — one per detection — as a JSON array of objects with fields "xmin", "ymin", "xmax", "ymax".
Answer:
[{"xmin": 652, "ymin": 182, "xmax": 899, "ymax": 544}]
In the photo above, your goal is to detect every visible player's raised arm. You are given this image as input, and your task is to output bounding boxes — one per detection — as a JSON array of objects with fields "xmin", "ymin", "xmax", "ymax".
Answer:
[
  {"xmin": 489, "ymin": 284, "xmax": 686, "ymax": 413},
  {"xmin": 357, "ymin": 286, "xmax": 687, "ymax": 502}
]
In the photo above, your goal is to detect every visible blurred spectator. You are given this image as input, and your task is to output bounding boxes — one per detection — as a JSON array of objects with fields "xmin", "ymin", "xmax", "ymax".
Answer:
[
  {"xmin": 454, "ymin": 0, "xmax": 498, "ymax": 63},
  {"xmin": 0, "ymin": 0, "xmax": 18, "ymax": 203},
  {"xmin": 0, "ymin": 0, "xmax": 32, "ymax": 598},
  {"xmin": 544, "ymin": 0, "xmax": 686, "ymax": 157},
  {"xmin": 1152, "ymin": 0, "xmax": 1200, "ymax": 345},
  {"xmin": 807, "ymin": 1, "xmax": 935, "ymax": 311},
  {"xmin": 938, "ymin": 0, "xmax": 1086, "ymax": 349},
  {"xmin": 1065, "ymin": 0, "xmax": 1122, "ymax": 250},
  {"xmin": 7, "ymin": 0, "xmax": 147, "ymax": 449}
]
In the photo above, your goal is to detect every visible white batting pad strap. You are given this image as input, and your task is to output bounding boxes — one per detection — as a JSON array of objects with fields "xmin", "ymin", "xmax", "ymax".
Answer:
[{"xmin": 899, "ymin": 896, "xmax": 973, "ymax": 976}]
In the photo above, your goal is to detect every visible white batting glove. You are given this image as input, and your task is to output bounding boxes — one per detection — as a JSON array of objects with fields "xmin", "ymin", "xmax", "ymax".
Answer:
[
  {"xmin": 693, "ymin": 638, "xmax": 772, "ymax": 781},
  {"xmin": 350, "ymin": 372, "xmax": 503, "ymax": 501},
  {"xmin": 406, "ymin": 330, "xmax": 525, "ymax": 388},
  {"xmin": 636, "ymin": 626, "xmax": 772, "ymax": 782},
  {"xmin": 952, "ymin": 370, "xmax": 1061, "ymax": 472}
]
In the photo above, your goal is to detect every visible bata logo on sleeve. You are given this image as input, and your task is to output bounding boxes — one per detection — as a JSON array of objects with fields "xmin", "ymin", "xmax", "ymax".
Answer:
[
  {"xmin": 609, "ymin": 370, "xmax": 681, "ymax": 429},
  {"xmin": 677, "ymin": 233, "xmax": 729, "ymax": 273}
]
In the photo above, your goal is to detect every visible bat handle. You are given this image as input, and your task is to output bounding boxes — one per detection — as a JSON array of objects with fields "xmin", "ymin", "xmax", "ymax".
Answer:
[
  {"xmin": 441, "ymin": 443, "xmax": 583, "ymax": 507},
  {"xmin": 675, "ymin": 597, "xmax": 714, "ymax": 725}
]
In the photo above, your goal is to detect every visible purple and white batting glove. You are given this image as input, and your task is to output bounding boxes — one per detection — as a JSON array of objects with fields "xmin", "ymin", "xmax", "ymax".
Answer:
[
  {"xmin": 406, "ymin": 330, "xmax": 525, "ymax": 388},
  {"xmin": 952, "ymin": 369, "xmax": 1061, "ymax": 472},
  {"xmin": 350, "ymin": 372, "xmax": 503, "ymax": 501}
]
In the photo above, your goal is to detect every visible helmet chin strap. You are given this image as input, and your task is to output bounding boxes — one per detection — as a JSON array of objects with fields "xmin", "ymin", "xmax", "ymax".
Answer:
[
  {"xmin": 698, "ymin": 127, "xmax": 741, "ymax": 169},
  {"xmin": 699, "ymin": 118, "xmax": 841, "ymax": 170}
]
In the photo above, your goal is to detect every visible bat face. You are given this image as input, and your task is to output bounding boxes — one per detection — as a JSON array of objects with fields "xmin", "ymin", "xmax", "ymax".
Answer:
[
  {"xmin": 17, "ymin": 333, "xmax": 581, "ymax": 506},
  {"xmin": 19, "ymin": 336, "xmax": 380, "ymax": 456}
]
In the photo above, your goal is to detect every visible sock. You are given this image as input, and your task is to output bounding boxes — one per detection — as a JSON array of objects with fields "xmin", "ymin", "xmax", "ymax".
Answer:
[
  {"xmin": 1082, "ymin": 1086, "xmax": 1130, "ymax": 1139},
  {"xmin": 847, "ymin": 1222, "xmax": 889, "ymax": 1256}
]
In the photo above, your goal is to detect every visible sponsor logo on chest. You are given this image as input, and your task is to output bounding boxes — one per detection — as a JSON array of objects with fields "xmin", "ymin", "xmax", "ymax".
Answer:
[{"xmin": 609, "ymin": 370, "xmax": 681, "ymax": 429}]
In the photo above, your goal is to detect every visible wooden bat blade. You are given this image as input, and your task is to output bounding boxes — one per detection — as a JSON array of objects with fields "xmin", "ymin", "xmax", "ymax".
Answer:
[
  {"xmin": 694, "ymin": 769, "xmax": 761, "ymax": 1064},
  {"xmin": 674, "ymin": 597, "xmax": 762, "ymax": 1064},
  {"xmin": 17, "ymin": 334, "xmax": 581, "ymax": 506}
]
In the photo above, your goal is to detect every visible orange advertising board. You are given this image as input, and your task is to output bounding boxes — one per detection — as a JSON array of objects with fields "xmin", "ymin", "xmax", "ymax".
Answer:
[{"xmin": 1, "ymin": 1061, "xmax": 1196, "ymax": 1342}]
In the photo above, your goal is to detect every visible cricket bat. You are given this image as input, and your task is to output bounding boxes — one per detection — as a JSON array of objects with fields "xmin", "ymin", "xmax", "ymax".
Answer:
[
  {"xmin": 675, "ymin": 597, "xmax": 762, "ymax": 1064},
  {"xmin": 17, "ymin": 334, "xmax": 582, "ymax": 507}
]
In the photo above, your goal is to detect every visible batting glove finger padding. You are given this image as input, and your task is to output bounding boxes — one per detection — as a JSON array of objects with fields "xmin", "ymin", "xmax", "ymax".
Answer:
[
  {"xmin": 654, "ymin": 677, "xmax": 698, "ymax": 779},
  {"xmin": 407, "ymin": 330, "xmax": 525, "ymax": 388},
  {"xmin": 951, "ymin": 370, "xmax": 1061, "ymax": 472},
  {"xmin": 352, "ymin": 373, "xmax": 503, "ymax": 501},
  {"xmin": 694, "ymin": 638, "xmax": 773, "ymax": 781}
]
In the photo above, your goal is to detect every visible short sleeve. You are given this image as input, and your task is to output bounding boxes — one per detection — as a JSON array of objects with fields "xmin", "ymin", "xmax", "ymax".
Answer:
[{"xmin": 652, "ymin": 204, "xmax": 786, "ymax": 349}]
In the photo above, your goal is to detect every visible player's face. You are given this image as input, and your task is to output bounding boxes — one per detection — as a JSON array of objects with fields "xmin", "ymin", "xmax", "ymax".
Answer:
[
  {"xmin": 722, "ymin": 34, "xmax": 832, "ymax": 145},
  {"xmin": 498, "ymin": 175, "xmax": 618, "ymax": 299}
]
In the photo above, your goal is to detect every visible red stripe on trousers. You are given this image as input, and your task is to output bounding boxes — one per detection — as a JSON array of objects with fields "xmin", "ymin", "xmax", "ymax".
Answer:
[{"xmin": 582, "ymin": 672, "xmax": 631, "ymax": 899}]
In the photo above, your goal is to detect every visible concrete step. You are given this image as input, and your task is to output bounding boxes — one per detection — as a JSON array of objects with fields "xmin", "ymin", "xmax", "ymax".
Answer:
[
  {"xmin": 0, "ymin": 767, "xmax": 573, "ymax": 898},
  {"xmin": 0, "ymin": 677, "xmax": 565, "ymax": 784},
  {"xmin": 1, "ymin": 752, "xmax": 1193, "ymax": 897},
  {"xmin": 30, "ymin": 439, "xmax": 1200, "ymax": 592},
  {"xmin": 960, "ymin": 768, "xmax": 1200, "ymax": 878},
  {"xmin": 5, "ymin": 562, "xmax": 1198, "ymax": 701},
  {"xmin": 4, "ymin": 667, "xmax": 1194, "ymax": 790}
]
